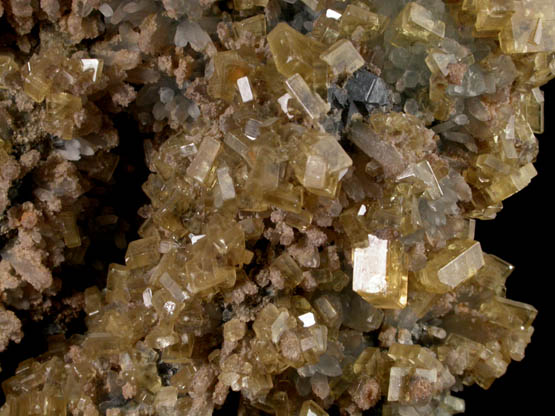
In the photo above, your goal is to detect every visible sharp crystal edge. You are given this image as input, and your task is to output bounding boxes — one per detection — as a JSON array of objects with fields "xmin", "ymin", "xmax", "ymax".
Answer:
[{"xmin": 0, "ymin": 0, "xmax": 551, "ymax": 415}]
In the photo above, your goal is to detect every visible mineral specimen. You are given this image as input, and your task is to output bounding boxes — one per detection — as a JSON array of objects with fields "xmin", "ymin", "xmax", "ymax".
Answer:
[{"xmin": 0, "ymin": 0, "xmax": 551, "ymax": 415}]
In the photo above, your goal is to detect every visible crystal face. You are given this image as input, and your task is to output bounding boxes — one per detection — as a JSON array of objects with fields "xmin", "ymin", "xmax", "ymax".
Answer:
[{"xmin": 0, "ymin": 0, "xmax": 551, "ymax": 415}]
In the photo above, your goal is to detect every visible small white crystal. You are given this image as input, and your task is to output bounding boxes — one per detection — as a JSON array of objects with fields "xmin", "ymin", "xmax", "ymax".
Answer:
[
  {"xmin": 237, "ymin": 76, "xmax": 254, "ymax": 103},
  {"xmin": 217, "ymin": 167, "xmax": 236, "ymax": 201},
  {"xmin": 189, "ymin": 233, "xmax": 206, "ymax": 244},
  {"xmin": 278, "ymin": 93, "xmax": 294, "ymax": 119},
  {"xmin": 326, "ymin": 9, "xmax": 342, "ymax": 19},
  {"xmin": 81, "ymin": 59, "xmax": 102, "ymax": 82},
  {"xmin": 143, "ymin": 288, "xmax": 153, "ymax": 308},
  {"xmin": 299, "ymin": 312, "xmax": 316, "ymax": 327}
]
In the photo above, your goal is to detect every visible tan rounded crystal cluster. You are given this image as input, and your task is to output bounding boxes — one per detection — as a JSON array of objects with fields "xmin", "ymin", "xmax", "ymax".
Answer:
[{"xmin": 0, "ymin": 0, "xmax": 552, "ymax": 415}]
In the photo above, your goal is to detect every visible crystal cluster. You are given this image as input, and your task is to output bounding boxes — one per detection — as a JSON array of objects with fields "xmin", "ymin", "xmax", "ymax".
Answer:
[{"xmin": 0, "ymin": 0, "xmax": 551, "ymax": 415}]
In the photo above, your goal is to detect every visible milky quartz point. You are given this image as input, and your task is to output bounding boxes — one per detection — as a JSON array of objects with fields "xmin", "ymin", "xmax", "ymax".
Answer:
[{"xmin": 353, "ymin": 234, "xmax": 408, "ymax": 309}]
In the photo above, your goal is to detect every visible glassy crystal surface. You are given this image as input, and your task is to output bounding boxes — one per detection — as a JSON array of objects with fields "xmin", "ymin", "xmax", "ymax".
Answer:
[
  {"xmin": 353, "ymin": 234, "xmax": 408, "ymax": 309},
  {"xmin": 0, "ymin": 1, "xmax": 548, "ymax": 415}
]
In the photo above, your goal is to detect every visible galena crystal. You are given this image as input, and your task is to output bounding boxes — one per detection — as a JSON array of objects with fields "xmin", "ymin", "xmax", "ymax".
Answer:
[{"xmin": 0, "ymin": 0, "xmax": 551, "ymax": 415}]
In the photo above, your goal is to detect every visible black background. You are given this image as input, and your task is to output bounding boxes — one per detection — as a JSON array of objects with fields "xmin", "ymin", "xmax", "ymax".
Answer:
[{"xmin": 461, "ymin": 80, "xmax": 554, "ymax": 414}]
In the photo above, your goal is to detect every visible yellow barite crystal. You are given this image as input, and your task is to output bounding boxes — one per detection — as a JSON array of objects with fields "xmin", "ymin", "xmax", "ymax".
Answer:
[
  {"xmin": 480, "ymin": 296, "xmax": 538, "ymax": 331},
  {"xmin": 186, "ymin": 136, "xmax": 222, "ymax": 185},
  {"xmin": 125, "ymin": 236, "xmax": 161, "ymax": 269},
  {"xmin": 263, "ymin": 183, "xmax": 304, "ymax": 214},
  {"xmin": 44, "ymin": 92, "xmax": 83, "ymax": 140},
  {"xmin": 417, "ymin": 240, "xmax": 485, "ymax": 294},
  {"xmin": 285, "ymin": 73, "xmax": 330, "ymax": 120},
  {"xmin": 300, "ymin": 399, "xmax": 329, "ymax": 416},
  {"xmin": 272, "ymin": 252, "xmax": 303, "ymax": 289},
  {"xmin": 519, "ymin": 88, "xmax": 545, "ymax": 134},
  {"xmin": 339, "ymin": 5, "xmax": 387, "ymax": 40},
  {"xmin": 485, "ymin": 163, "xmax": 537, "ymax": 203},
  {"xmin": 352, "ymin": 234, "xmax": 408, "ymax": 309},
  {"xmin": 391, "ymin": 2, "xmax": 445, "ymax": 46},
  {"xmin": 208, "ymin": 51, "xmax": 250, "ymax": 102},
  {"xmin": 320, "ymin": 39, "xmax": 365, "ymax": 76},
  {"xmin": 233, "ymin": 0, "xmax": 268, "ymax": 10},
  {"xmin": 267, "ymin": 23, "xmax": 326, "ymax": 81},
  {"xmin": 22, "ymin": 59, "xmax": 52, "ymax": 103},
  {"xmin": 0, "ymin": 55, "xmax": 19, "ymax": 88},
  {"xmin": 58, "ymin": 211, "xmax": 81, "ymax": 248},
  {"xmin": 498, "ymin": 1, "xmax": 555, "ymax": 53},
  {"xmin": 293, "ymin": 131, "xmax": 352, "ymax": 198},
  {"xmin": 233, "ymin": 14, "xmax": 267, "ymax": 39}
]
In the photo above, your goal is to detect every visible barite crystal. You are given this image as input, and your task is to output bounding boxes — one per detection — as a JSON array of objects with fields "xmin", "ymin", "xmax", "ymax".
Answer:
[
  {"xmin": 353, "ymin": 234, "xmax": 408, "ymax": 309},
  {"xmin": 391, "ymin": 2, "xmax": 446, "ymax": 46},
  {"xmin": 320, "ymin": 39, "xmax": 365, "ymax": 76},
  {"xmin": 285, "ymin": 73, "xmax": 330, "ymax": 120},
  {"xmin": 0, "ymin": 0, "xmax": 550, "ymax": 415},
  {"xmin": 267, "ymin": 23, "xmax": 326, "ymax": 81},
  {"xmin": 418, "ymin": 240, "xmax": 485, "ymax": 293},
  {"xmin": 186, "ymin": 136, "xmax": 222, "ymax": 185}
]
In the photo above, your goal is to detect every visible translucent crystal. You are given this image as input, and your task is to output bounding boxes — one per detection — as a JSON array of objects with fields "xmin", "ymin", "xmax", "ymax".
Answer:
[
  {"xmin": 186, "ymin": 136, "xmax": 222, "ymax": 185},
  {"xmin": 125, "ymin": 236, "xmax": 161, "ymax": 269},
  {"xmin": 237, "ymin": 76, "xmax": 254, "ymax": 103},
  {"xmin": 417, "ymin": 240, "xmax": 485, "ymax": 294},
  {"xmin": 352, "ymin": 234, "xmax": 408, "ymax": 309},
  {"xmin": 340, "ymin": 5, "xmax": 387, "ymax": 40},
  {"xmin": 398, "ymin": 161, "xmax": 443, "ymax": 200},
  {"xmin": 233, "ymin": 0, "xmax": 269, "ymax": 10},
  {"xmin": 391, "ymin": 2, "xmax": 446, "ymax": 46},
  {"xmin": 268, "ymin": 23, "xmax": 326, "ymax": 81},
  {"xmin": 59, "ymin": 211, "xmax": 81, "ymax": 248},
  {"xmin": 44, "ymin": 92, "xmax": 83, "ymax": 140},
  {"xmin": 272, "ymin": 253, "xmax": 303, "ymax": 289},
  {"xmin": 233, "ymin": 14, "xmax": 266, "ymax": 38},
  {"xmin": 485, "ymin": 163, "xmax": 538, "ymax": 203},
  {"xmin": 285, "ymin": 73, "xmax": 330, "ymax": 120},
  {"xmin": 300, "ymin": 399, "xmax": 329, "ymax": 416},
  {"xmin": 217, "ymin": 166, "xmax": 236, "ymax": 202},
  {"xmin": 320, "ymin": 40, "xmax": 365, "ymax": 76}
]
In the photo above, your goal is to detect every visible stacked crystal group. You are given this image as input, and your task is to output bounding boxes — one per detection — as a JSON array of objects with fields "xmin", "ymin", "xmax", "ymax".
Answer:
[{"xmin": 0, "ymin": 0, "xmax": 552, "ymax": 415}]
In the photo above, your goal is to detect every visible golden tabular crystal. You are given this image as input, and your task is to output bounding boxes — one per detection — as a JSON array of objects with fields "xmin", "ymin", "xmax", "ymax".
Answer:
[
  {"xmin": 353, "ymin": 234, "xmax": 408, "ymax": 309},
  {"xmin": 0, "ymin": 0, "xmax": 548, "ymax": 415},
  {"xmin": 417, "ymin": 240, "xmax": 485, "ymax": 293}
]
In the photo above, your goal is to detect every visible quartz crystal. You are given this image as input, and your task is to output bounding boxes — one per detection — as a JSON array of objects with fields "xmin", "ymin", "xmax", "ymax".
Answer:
[{"xmin": 0, "ymin": 1, "xmax": 550, "ymax": 415}]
